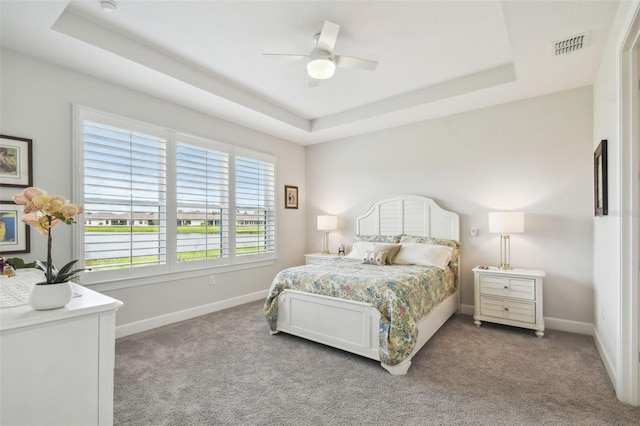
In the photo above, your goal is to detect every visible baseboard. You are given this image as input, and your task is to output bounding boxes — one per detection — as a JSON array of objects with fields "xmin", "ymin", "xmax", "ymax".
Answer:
[
  {"xmin": 115, "ymin": 289, "xmax": 269, "ymax": 338},
  {"xmin": 460, "ymin": 304, "xmax": 474, "ymax": 315},
  {"xmin": 544, "ymin": 316, "xmax": 594, "ymax": 335},
  {"xmin": 593, "ymin": 326, "xmax": 617, "ymax": 389},
  {"xmin": 461, "ymin": 306, "xmax": 594, "ymax": 336}
]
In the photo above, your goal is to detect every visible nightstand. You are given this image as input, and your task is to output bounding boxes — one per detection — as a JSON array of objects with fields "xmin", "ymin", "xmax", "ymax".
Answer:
[
  {"xmin": 304, "ymin": 253, "xmax": 342, "ymax": 265},
  {"xmin": 473, "ymin": 266, "xmax": 545, "ymax": 338}
]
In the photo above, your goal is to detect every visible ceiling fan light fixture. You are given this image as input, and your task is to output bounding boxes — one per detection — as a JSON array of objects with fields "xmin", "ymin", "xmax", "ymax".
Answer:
[
  {"xmin": 100, "ymin": 0, "xmax": 119, "ymax": 15},
  {"xmin": 307, "ymin": 58, "xmax": 335, "ymax": 80}
]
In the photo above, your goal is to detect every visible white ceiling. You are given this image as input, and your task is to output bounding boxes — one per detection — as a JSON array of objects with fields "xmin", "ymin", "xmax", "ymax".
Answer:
[{"xmin": 0, "ymin": 0, "xmax": 619, "ymax": 145}]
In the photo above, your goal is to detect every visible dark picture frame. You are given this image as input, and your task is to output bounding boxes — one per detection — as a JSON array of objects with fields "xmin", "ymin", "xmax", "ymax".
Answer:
[
  {"xmin": 284, "ymin": 185, "xmax": 298, "ymax": 209},
  {"xmin": 594, "ymin": 139, "xmax": 608, "ymax": 217},
  {"xmin": 0, "ymin": 200, "xmax": 30, "ymax": 254},
  {"xmin": 0, "ymin": 134, "xmax": 33, "ymax": 188}
]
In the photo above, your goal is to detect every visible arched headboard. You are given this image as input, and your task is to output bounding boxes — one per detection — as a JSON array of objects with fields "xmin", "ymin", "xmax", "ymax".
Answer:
[{"xmin": 354, "ymin": 195, "xmax": 460, "ymax": 241}]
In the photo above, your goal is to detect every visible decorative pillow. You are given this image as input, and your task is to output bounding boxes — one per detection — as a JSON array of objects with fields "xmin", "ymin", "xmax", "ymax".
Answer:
[
  {"xmin": 393, "ymin": 243, "xmax": 453, "ymax": 269},
  {"xmin": 399, "ymin": 235, "xmax": 461, "ymax": 273},
  {"xmin": 373, "ymin": 243, "xmax": 402, "ymax": 265},
  {"xmin": 354, "ymin": 234, "xmax": 401, "ymax": 244},
  {"xmin": 344, "ymin": 241, "xmax": 375, "ymax": 259},
  {"xmin": 362, "ymin": 250, "xmax": 388, "ymax": 266}
]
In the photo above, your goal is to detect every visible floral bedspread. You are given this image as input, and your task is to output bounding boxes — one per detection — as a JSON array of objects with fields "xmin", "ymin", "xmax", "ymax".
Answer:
[{"xmin": 263, "ymin": 259, "xmax": 457, "ymax": 365}]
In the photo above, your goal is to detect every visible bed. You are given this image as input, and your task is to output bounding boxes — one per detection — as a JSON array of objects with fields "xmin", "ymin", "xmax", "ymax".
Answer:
[{"xmin": 264, "ymin": 195, "xmax": 461, "ymax": 375}]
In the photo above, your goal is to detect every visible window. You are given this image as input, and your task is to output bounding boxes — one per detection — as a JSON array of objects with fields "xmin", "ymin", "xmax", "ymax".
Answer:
[
  {"xmin": 175, "ymin": 137, "xmax": 229, "ymax": 264},
  {"xmin": 75, "ymin": 107, "xmax": 276, "ymax": 284},
  {"xmin": 235, "ymin": 151, "xmax": 276, "ymax": 259}
]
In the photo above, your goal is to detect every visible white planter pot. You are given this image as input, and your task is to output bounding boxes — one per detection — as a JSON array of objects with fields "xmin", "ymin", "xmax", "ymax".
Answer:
[{"xmin": 29, "ymin": 282, "xmax": 73, "ymax": 310}]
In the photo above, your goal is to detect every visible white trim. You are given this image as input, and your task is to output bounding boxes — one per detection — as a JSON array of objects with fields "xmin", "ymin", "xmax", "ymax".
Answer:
[
  {"xmin": 460, "ymin": 304, "xmax": 474, "ymax": 316},
  {"xmin": 115, "ymin": 289, "xmax": 268, "ymax": 338},
  {"xmin": 464, "ymin": 303, "xmax": 594, "ymax": 335},
  {"xmin": 84, "ymin": 259, "xmax": 275, "ymax": 292},
  {"xmin": 619, "ymin": 1, "xmax": 640, "ymax": 406},
  {"xmin": 594, "ymin": 325, "xmax": 618, "ymax": 390},
  {"xmin": 544, "ymin": 316, "xmax": 594, "ymax": 336}
]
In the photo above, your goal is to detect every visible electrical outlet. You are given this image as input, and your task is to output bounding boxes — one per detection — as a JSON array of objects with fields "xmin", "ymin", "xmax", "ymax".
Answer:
[{"xmin": 208, "ymin": 276, "xmax": 216, "ymax": 286}]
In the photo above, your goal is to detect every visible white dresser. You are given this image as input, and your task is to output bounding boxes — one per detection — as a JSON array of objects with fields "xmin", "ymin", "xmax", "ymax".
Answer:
[
  {"xmin": 472, "ymin": 266, "xmax": 545, "ymax": 338},
  {"xmin": 1, "ymin": 279, "xmax": 123, "ymax": 426}
]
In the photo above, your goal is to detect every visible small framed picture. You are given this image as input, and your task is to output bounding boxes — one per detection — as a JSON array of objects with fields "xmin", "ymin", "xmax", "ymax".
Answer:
[
  {"xmin": 594, "ymin": 139, "xmax": 608, "ymax": 217},
  {"xmin": 0, "ymin": 135, "xmax": 33, "ymax": 188},
  {"xmin": 0, "ymin": 200, "xmax": 30, "ymax": 254},
  {"xmin": 285, "ymin": 185, "xmax": 298, "ymax": 209}
]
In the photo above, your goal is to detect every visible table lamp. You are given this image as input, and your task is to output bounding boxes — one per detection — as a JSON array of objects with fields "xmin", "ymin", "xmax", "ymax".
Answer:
[
  {"xmin": 317, "ymin": 215, "xmax": 337, "ymax": 255},
  {"xmin": 488, "ymin": 211, "xmax": 524, "ymax": 270}
]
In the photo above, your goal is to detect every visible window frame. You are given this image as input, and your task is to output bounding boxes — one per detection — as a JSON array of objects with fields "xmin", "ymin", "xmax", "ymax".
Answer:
[{"xmin": 73, "ymin": 105, "xmax": 277, "ymax": 290}]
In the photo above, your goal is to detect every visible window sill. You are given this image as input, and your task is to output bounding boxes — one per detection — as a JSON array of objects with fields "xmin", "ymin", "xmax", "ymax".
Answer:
[{"xmin": 81, "ymin": 259, "xmax": 276, "ymax": 292}]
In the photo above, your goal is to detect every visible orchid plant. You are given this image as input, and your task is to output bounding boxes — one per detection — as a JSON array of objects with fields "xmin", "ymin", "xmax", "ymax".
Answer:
[{"xmin": 13, "ymin": 187, "xmax": 86, "ymax": 284}]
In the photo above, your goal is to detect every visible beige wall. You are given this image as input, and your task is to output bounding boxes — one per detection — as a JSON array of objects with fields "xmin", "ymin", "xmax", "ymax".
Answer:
[
  {"xmin": 306, "ymin": 86, "xmax": 594, "ymax": 324},
  {"xmin": 1, "ymin": 49, "xmax": 307, "ymax": 328}
]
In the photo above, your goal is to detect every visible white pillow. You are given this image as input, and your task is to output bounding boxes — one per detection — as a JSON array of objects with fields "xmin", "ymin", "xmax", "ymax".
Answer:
[
  {"xmin": 345, "ymin": 242, "xmax": 375, "ymax": 259},
  {"xmin": 393, "ymin": 243, "xmax": 453, "ymax": 269}
]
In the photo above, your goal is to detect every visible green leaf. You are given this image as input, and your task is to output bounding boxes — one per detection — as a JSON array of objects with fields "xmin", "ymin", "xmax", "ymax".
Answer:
[
  {"xmin": 33, "ymin": 260, "xmax": 87, "ymax": 283},
  {"xmin": 6, "ymin": 258, "xmax": 36, "ymax": 269}
]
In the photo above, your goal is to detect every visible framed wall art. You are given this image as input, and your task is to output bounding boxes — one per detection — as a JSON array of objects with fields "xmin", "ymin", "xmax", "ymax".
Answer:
[
  {"xmin": 594, "ymin": 139, "xmax": 608, "ymax": 217},
  {"xmin": 0, "ymin": 134, "xmax": 33, "ymax": 188},
  {"xmin": 285, "ymin": 185, "xmax": 298, "ymax": 209},
  {"xmin": 0, "ymin": 200, "xmax": 30, "ymax": 254}
]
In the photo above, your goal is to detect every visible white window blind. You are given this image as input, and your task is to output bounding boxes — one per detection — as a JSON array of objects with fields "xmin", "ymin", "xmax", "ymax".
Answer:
[
  {"xmin": 235, "ymin": 152, "xmax": 276, "ymax": 257},
  {"xmin": 82, "ymin": 119, "xmax": 167, "ymax": 272},
  {"xmin": 76, "ymin": 106, "xmax": 277, "ymax": 284},
  {"xmin": 176, "ymin": 140, "xmax": 229, "ymax": 263}
]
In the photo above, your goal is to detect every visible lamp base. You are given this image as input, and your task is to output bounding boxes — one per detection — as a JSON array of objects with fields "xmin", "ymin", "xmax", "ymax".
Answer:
[
  {"xmin": 322, "ymin": 230, "xmax": 330, "ymax": 256},
  {"xmin": 498, "ymin": 234, "xmax": 514, "ymax": 271}
]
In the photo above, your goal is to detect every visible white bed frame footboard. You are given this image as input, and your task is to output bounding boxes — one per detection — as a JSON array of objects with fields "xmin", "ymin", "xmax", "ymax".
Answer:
[
  {"xmin": 275, "ymin": 288, "xmax": 459, "ymax": 375},
  {"xmin": 274, "ymin": 195, "xmax": 461, "ymax": 375}
]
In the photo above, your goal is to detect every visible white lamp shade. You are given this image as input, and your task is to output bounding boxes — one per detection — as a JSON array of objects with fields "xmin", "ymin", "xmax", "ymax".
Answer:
[
  {"xmin": 307, "ymin": 59, "xmax": 336, "ymax": 80},
  {"xmin": 317, "ymin": 215, "xmax": 338, "ymax": 231},
  {"xmin": 488, "ymin": 212, "xmax": 524, "ymax": 234}
]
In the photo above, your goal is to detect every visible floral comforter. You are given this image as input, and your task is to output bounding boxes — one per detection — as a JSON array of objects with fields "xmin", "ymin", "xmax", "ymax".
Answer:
[{"xmin": 263, "ymin": 259, "xmax": 457, "ymax": 366}]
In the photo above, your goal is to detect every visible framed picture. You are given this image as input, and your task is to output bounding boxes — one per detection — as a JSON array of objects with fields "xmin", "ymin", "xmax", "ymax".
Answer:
[
  {"xmin": 0, "ymin": 135, "xmax": 33, "ymax": 188},
  {"xmin": 594, "ymin": 139, "xmax": 608, "ymax": 217},
  {"xmin": 285, "ymin": 185, "xmax": 298, "ymax": 209},
  {"xmin": 0, "ymin": 200, "xmax": 30, "ymax": 254}
]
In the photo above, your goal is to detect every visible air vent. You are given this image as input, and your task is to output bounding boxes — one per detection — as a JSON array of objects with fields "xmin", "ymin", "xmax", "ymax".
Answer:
[{"xmin": 554, "ymin": 32, "xmax": 590, "ymax": 56}]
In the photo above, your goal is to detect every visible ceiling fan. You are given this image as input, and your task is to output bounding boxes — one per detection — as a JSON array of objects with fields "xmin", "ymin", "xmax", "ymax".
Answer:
[{"xmin": 263, "ymin": 21, "xmax": 378, "ymax": 87}]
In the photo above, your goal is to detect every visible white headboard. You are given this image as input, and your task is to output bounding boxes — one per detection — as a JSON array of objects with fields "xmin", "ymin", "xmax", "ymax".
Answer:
[{"xmin": 355, "ymin": 195, "xmax": 460, "ymax": 241}]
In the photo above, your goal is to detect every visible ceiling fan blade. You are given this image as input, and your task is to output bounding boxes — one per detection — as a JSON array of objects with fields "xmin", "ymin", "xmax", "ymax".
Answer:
[
  {"xmin": 316, "ymin": 21, "xmax": 340, "ymax": 52},
  {"xmin": 263, "ymin": 53, "xmax": 309, "ymax": 61},
  {"xmin": 308, "ymin": 78, "xmax": 320, "ymax": 88},
  {"xmin": 335, "ymin": 55, "xmax": 378, "ymax": 71}
]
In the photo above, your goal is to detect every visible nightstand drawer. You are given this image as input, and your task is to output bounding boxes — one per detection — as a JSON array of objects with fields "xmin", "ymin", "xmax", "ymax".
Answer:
[
  {"xmin": 480, "ymin": 296, "xmax": 535, "ymax": 324},
  {"xmin": 479, "ymin": 275, "xmax": 535, "ymax": 301}
]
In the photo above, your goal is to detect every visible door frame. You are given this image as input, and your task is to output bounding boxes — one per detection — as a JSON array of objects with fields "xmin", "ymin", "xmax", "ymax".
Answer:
[{"xmin": 619, "ymin": 2, "xmax": 640, "ymax": 406}]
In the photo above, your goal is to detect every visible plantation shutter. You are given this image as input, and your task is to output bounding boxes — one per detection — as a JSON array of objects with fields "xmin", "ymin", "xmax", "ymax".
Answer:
[
  {"xmin": 175, "ymin": 139, "xmax": 229, "ymax": 263},
  {"xmin": 235, "ymin": 150, "xmax": 276, "ymax": 258},
  {"xmin": 81, "ymin": 118, "xmax": 167, "ymax": 272}
]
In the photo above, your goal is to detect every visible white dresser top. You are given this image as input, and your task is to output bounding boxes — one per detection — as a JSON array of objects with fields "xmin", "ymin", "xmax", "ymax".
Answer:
[{"xmin": 1, "ymin": 269, "xmax": 123, "ymax": 332}]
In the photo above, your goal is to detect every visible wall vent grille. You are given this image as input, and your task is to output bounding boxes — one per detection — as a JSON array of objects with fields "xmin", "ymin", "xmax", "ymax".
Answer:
[{"xmin": 554, "ymin": 32, "xmax": 590, "ymax": 56}]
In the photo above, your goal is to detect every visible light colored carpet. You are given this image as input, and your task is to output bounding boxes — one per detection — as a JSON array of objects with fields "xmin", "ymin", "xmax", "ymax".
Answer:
[{"xmin": 114, "ymin": 300, "xmax": 640, "ymax": 425}]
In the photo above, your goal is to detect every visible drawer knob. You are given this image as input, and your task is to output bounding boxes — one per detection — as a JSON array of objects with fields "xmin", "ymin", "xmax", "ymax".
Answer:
[
  {"xmin": 504, "ymin": 307, "xmax": 509, "ymax": 312},
  {"xmin": 504, "ymin": 285, "xmax": 509, "ymax": 289}
]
